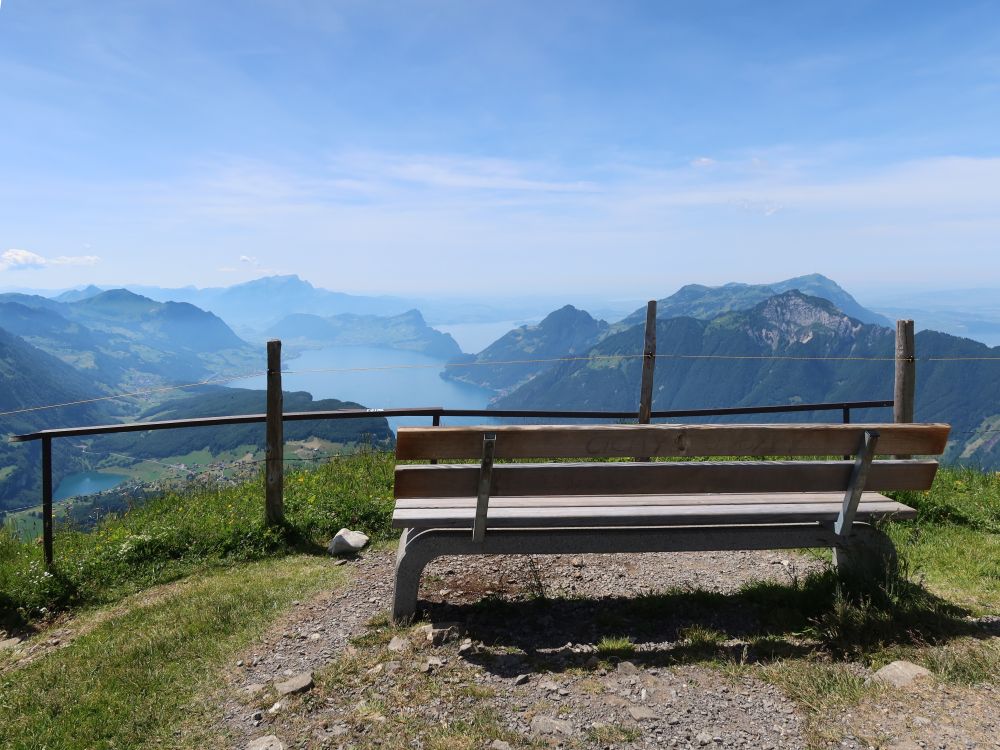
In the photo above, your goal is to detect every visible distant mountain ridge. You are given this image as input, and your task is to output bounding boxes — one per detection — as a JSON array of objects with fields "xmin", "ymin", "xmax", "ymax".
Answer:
[
  {"xmin": 265, "ymin": 309, "xmax": 462, "ymax": 359},
  {"xmin": 443, "ymin": 305, "xmax": 609, "ymax": 393},
  {"xmin": 0, "ymin": 288, "xmax": 254, "ymax": 388},
  {"xmin": 619, "ymin": 273, "xmax": 890, "ymax": 328}
]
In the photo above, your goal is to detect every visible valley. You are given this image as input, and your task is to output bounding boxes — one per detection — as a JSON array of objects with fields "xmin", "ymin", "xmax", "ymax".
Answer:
[{"xmin": 3, "ymin": 271, "xmax": 1000, "ymax": 529}]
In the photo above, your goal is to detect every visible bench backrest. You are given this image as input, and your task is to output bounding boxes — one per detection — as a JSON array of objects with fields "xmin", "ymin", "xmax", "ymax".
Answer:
[{"xmin": 394, "ymin": 423, "xmax": 949, "ymax": 499}]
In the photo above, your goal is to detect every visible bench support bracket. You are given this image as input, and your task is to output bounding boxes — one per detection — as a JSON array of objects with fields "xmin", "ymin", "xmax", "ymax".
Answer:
[
  {"xmin": 472, "ymin": 432, "xmax": 496, "ymax": 543},
  {"xmin": 834, "ymin": 430, "xmax": 879, "ymax": 537}
]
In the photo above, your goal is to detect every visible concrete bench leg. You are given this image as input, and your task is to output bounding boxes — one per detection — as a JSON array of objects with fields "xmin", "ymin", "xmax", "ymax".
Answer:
[
  {"xmin": 393, "ymin": 528, "xmax": 444, "ymax": 623},
  {"xmin": 832, "ymin": 524, "xmax": 898, "ymax": 575},
  {"xmin": 392, "ymin": 524, "xmax": 845, "ymax": 623}
]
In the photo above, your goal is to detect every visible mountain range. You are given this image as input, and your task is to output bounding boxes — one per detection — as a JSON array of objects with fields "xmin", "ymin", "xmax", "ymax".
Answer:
[
  {"xmin": 487, "ymin": 291, "xmax": 1000, "ymax": 467},
  {"xmin": 0, "ymin": 288, "xmax": 255, "ymax": 391},
  {"xmin": 265, "ymin": 309, "xmax": 462, "ymax": 359},
  {"xmin": 617, "ymin": 273, "xmax": 890, "ymax": 328}
]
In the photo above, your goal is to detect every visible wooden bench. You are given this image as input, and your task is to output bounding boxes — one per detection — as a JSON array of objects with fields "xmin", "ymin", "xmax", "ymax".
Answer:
[{"xmin": 390, "ymin": 423, "xmax": 950, "ymax": 621}]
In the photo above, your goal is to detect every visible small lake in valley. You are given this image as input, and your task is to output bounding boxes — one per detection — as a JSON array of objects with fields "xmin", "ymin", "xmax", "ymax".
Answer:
[
  {"xmin": 228, "ymin": 345, "xmax": 494, "ymax": 431},
  {"xmin": 55, "ymin": 471, "xmax": 129, "ymax": 502}
]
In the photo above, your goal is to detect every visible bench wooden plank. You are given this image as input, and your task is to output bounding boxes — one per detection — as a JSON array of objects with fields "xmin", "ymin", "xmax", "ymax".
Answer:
[
  {"xmin": 395, "ymin": 423, "xmax": 950, "ymax": 460},
  {"xmin": 394, "ymin": 460, "xmax": 938, "ymax": 498},
  {"xmin": 394, "ymin": 491, "xmax": 895, "ymax": 509},
  {"xmin": 391, "ymin": 499, "xmax": 917, "ymax": 528}
]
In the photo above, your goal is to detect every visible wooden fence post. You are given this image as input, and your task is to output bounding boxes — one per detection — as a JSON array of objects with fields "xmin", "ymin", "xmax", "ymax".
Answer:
[
  {"xmin": 894, "ymin": 320, "xmax": 915, "ymax": 424},
  {"xmin": 894, "ymin": 320, "xmax": 915, "ymax": 460},
  {"xmin": 265, "ymin": 339, "xmax": 284, "ymax": 526},
  {"xmin": 42, "ymin": 436, "xmax": 53, "ymax": 568},
  {"xmin": 636, "ymin": 300, "xmax": 657, "ymax": 461},
  {"xmin": 638, "ymin": 300, "xmax": 657, "ymax": 424}
]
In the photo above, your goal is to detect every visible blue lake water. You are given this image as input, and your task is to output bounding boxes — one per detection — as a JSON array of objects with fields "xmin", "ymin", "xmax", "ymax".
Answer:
[
  {"xmin": 55, "ymin": 471, "xmax": 129, "ymax": 502},
  {"xmin": 228, "ymin": 345, "xmax": 494, "ymax": 430}
]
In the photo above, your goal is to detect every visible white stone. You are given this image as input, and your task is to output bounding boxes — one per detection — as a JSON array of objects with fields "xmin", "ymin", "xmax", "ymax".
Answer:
[
  {"xmin": 247, "ymin": 735, "xmax": 284, "ymax": 750},
  {"xmin": 327, "ymin": 528, "xmax": 369, "ymax": 555},
  {"xmin": 871, "ymin": 660, "xmax": 932, "ymax": 688}
]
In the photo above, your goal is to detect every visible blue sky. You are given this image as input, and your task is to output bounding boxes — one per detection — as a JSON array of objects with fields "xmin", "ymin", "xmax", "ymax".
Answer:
[{"xmin": 1, "ymin": 0, "xmax": 998, "ymax": 296}]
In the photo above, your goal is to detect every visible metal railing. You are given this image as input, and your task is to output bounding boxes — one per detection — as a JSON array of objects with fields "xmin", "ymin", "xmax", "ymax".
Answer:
[{"xmin": 10, "ymin": 397, "xmax": 893, "ymax": 567}]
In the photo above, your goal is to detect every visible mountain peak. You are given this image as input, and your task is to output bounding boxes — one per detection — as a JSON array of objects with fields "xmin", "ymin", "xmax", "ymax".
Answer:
[{"xmin": 742, "ymin": 290, "xmax": 863, "ymax": 349}]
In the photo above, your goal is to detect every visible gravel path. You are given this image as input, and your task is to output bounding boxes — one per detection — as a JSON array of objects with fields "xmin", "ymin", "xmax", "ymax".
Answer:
[{"xmin": 221, "ymin": 547, "xmax": 829, "ymax": 749}]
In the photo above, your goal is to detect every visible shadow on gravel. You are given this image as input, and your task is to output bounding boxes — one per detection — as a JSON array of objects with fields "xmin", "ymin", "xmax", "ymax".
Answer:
[{"xmin": 425, "ymin": 563, "xmax": 983, "ymax": 677}]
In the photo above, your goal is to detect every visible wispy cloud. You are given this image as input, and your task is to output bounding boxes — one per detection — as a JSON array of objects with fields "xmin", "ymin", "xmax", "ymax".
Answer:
[{"xmin": 0, "ymin": 248, "xmax": 100, "ymax": 272}]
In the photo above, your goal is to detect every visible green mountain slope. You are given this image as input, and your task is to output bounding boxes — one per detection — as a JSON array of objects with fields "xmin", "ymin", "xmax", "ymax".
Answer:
[
  {"xmin": 265, "ymin": 309, "xmax": 462, "ymax": 359},
  {"xmin": 494, "ymin": 292, "xmax": 1000, "ymax": 467},
  {"xmin": 0, "ymin": 289, "xmax": 255, "ymax": 387},
  {"xmin": 0, "ymin": 327, "xmax": 112, "ymax": 512},
  {"xmin": 89, "ymin": 388, "xmax": 394, "ymax": 461},
  {"xmin": 442, "ymin": 305, "xmax": 609, "ymax": 393}
]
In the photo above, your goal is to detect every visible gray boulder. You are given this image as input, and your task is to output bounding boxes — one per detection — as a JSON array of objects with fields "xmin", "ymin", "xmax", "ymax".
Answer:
[{"xmin": 871, "ymin": 660, "xmax": 932, "ymax": 688}]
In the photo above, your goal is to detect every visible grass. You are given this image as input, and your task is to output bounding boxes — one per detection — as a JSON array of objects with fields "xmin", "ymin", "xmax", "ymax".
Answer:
[
  {"xmin": 1, "ymin": 449, "xmax": 395, "ymax": 629},
  {"xmin": 0, "ymin": 554, "xmax": 349, "ymax": 750}
]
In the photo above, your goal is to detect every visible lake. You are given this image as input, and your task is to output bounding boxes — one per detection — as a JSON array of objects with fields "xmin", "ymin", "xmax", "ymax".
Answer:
[
  {"xmin": 55, "ymin": 471, "xmax": 129, "ymax": 502},
  {"xmin": 228, "ymin": 345, "xmax": 494, "ymax": 430}
]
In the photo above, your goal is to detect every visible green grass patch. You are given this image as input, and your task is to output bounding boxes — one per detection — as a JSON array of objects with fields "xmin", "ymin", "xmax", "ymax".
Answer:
[
  {"xmin": 0, "ymin": 555, "xmax": 349, "ymax": 750},
  {"xmin": 596, "ymin": 634, "xmax": 635, "ymax": 658},
  {"xmin": 1, "ymin": 450, "xmax": 395, "ymax": 627}
]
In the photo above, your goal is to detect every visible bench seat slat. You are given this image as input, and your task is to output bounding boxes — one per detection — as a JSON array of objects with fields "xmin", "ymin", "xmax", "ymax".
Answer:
[
  {"xmin": 394, "ymin": 460, "xmax": 939, "ymax": 498},
  {"xmin": 395, "ymin": 491, "xmax": 895, "ymax": 509},
  {"xmin": 391, "ymin": 498, "xmax": 917, "ymax": 529},
  {"xmin": 396, "ymin": 423, "xmax": 951, "ymax": 460}
]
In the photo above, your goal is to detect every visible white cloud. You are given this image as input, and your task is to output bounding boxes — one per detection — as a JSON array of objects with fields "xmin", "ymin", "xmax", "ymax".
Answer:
[
  {"xmin": 0, "ymin": 248, "xmax": 100, "ymax": 272},
  {"xmin": 239, "ymin": 255, "xmax": 258, "ymax": 265}
]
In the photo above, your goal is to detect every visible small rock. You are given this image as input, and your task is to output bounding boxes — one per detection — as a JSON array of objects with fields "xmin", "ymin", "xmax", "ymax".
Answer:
[
  {"xmin": 870, "ymin": 660, "xmax": 932, "ymax": 688},
  {"xmin": 514, "ymin": 673, "xmax": 530, "ymax": 685},
  {"xmin": 490, "ymin": 741, "xmax": 512, "ymax": 750},
  {"xmin": 457, "ymin": 638, "xmax": 474, "ymax": 655},
  {"xmin": 616, "ymin": 661, "xmax": 640, "ymax": 675},
  {"xmin": 274, "ymin": 672, "xmax": 314, "ymax": 696},
  {"xmin": 308, "ymin": 632, "xmax": 321, "ymax": 641},
  {"xmin": 530, "ymin": 715, "xmax": 573, "ymax": 736},
  {"xmin": 571, "ymin": 557, "xmax": 585, "ymax": 567},
  {"xmin": 327, "ymin": 528, "xmax": 369, "ymax": 555},
  {"xmin": 387, "ymin": 636, "xmax": 410, "ymax": 653},
  {"xmin": 696, "ymin": 731, "xmax": 713, "ymax": 746},
  {"xmin": 243, "ymin": 683, "xmax": 266, "ymax": 696},
  {"xmin": 539, "ymin": 679, "xmax": 560, "ymax": 692},
  {"xmin": 427, "ymin": 621, "xmax": 464, "ymax": 645},
  {"xmin": 247, "ymin": 736, "xmax": 284, "ymax": 750},
  {"xmin": 628, "ymin": 705, "xmax": 659, "ymax": 721},
  {"xmin": 0, "ymin": 637, "xmax": 21, "ymax": 651},
  {"xmin": 266, "ymin": 702, "xmax": 282, "ymax": 716}
]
